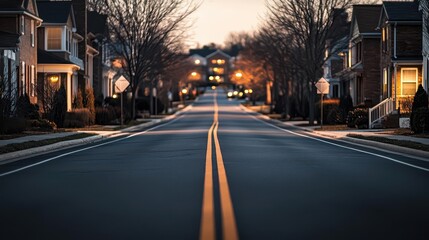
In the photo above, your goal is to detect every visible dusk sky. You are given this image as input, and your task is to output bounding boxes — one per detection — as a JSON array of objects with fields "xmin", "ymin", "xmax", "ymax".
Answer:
[{"xmin": 189, "ymin": 0, "xmax": 267, "ymax": 47}]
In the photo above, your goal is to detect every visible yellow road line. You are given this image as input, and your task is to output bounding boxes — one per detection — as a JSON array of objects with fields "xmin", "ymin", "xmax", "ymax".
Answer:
[
  {"xmin": 200, "ymin": 121, "xmax": 217, "ymax": 240},
  {"xmin": 200, "ymin": 91, "xmax": 238, "ymax": 240},
  {"xmin": 214, "ymin": 122, "xmax": 239, "ymax": 240}
]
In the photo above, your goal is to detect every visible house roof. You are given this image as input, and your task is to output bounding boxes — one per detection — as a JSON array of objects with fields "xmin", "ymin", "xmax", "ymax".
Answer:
[
  {"xmin": 382, "ymin": 1, "xmax": 422, "ymax": 22},
  {"xmin": 206, "ymin": 50, "xmax": 231, "ymax": 59},
  {"xmin": 352, "ymin": 5, "xmax": 382, "ymax": 34},
  {"xmin": 189, "ymin": 48, "xmax": 217, "ymax": 57},
  {"xmin": 0, "ymin": 31, "xmax": 20, "ymax": 48},
  {"xmin": 0, "ymin": 0, "xmax": 40, "ymax": 20},
  {"xmin": 38, "ymin": 50, "xmax": 73, "ymax": 65},
  {"xmin": 0, "ymin": 0, "xmax": 25, "ymax": 10},
  {"xmin": 37, "ymin": 0, "xmax": 73, "ymax": 24},
  {"xmin": 88, "ymin": 11, "xmax": 107, "ymax": 36}
]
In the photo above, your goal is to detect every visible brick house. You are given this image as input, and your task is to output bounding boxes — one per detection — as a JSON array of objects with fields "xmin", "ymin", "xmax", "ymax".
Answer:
[
  {"xmin": 36, "ymin": 0, "xmax": 84, "ymax": 111},
  {"xmin": 378, "ymin": 1, "xmax": 422, "ymax": 108},
  {"xmin": 0, "ymin": 0, "xmax": 42, "ymax": 107},
  {"xmin": 341, "ymin": 5, "xmax": 382, "ymax": 106}
]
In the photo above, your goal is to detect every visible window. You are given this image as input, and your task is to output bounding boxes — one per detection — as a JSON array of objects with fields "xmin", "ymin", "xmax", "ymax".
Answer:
[
  {"xmin": 383, "ymin": 68, "xmax": 388, "ymax": 97},
  {"xmin": 382, "ymin": 27, "xmax": 387, "ymax": 52},
  {"xmin": 356, "ymin": 42, "xmax": 362, "ymax": 63},
  {"xmin": 47, "ymin": 28, "xmax": 62, "ymax": 50},
  {"xmin": 333, "ymin": 84, "xmax": 339, "ymax": 98},
  {"xmin": 30, "ymin": 65, "xmax": 35, "ymax": 97},
  {"xmin": 20, "ymin": 16, "xmax": 25, "ymax": 35},
  {"xmin": 66, "ymin": 30, "xmax": 71, "ymax": 52},
  {"xmin": 21, "ymin": 61, "xmax": 26, "ymax": 95},
  {"xmin": 31, "ymin": 20, "xmax": 35, "ymax": 47},
  {"xmin": 401, "ymin": 68, "xmax": 418, "ymax": 95}
]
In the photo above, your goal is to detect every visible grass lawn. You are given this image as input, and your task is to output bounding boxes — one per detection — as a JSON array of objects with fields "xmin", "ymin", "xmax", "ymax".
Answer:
[{"xmin": 0, "ymin": 133, "xmax": 96, "ymax": 154}]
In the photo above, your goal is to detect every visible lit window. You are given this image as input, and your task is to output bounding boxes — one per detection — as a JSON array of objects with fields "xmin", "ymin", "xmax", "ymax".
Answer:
[
  {"xmin": 47, "ymin": 28, "xmax": 62, "ymax": 50},
  {"xmin": 401, "ymin": 68, "xmax": 418, "ymax": 95}
]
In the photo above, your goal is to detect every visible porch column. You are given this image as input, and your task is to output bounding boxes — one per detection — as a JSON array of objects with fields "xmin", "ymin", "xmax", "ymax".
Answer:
[
  {"xmin": 393, "ymin": 63, "xmax": 397, "ymax": 108},
  {"xmin": 67, "ymin": 72, "xmax": 72, "ymax": 111},
  {"xmin": 424, "ymin": 57, "xmax": 428, "ymax": 91}
]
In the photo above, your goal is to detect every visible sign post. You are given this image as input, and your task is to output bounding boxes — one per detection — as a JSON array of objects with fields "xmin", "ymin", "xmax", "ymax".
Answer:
[
  {"xmin": 114, "ymin": 75, "xmax": 130, "ymax": 127},
  {"xmin": 315, "ymin": 77, "xmax": 330, "ymax": 129}
]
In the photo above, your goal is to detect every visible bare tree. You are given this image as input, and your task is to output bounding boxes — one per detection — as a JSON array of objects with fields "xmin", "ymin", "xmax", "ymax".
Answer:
[
  {"xmin": 266, "ymin": 0, "xmax": 352, "ymax": 125},
  {"xmin": 101, "ymin": 0, "xmax": 199, "ymax": 119}
]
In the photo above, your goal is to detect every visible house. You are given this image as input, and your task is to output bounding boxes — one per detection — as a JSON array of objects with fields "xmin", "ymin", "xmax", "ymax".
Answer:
[
  {"xmin": 87, "ymin": 10, "xmax": 110, "ymax": 101},
  {"xmin": 323, "ymin": 8, "xmax": 350, "ymax": 99},
  {"xmin": 342, "ymin": 5, "xmax": 382, "ymax": 106},
  {"xmin": 0, "ymin": 0, "xmax": 42, "ymax": 108},
  {"xmin": 378, "ymin": 1, "xmax": 422, "ymax": 107},
  {"xmin": 187, "ymin": 48, "xmax": 233, "ymax": 85},
  {"xmin": 206, "ymin": 50, "xmax": 232, "ymax": 84},
  {"xmin": 36, "ymin": 0, "xmax": 84, "ymax": 111}
]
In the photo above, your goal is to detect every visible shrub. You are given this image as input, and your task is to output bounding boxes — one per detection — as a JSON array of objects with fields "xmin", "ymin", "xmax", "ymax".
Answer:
[
  {"xmin": 29, "ymin": 119, "xmax": 57, "ymax": 131},
  {"xmin": 347, "ymin": 108, "xmax": 369, "ymax": 129},
  {"xmin": 339, "ymin": 94, "xmax": 354, "ymax": 122},
  {"xmin": 51, "ymin": 86, "xmax": 67, "ymax": 127},
  {"xmin": 16, "ymin": 94, "xmax": 40, "ymax": 120},
  {"xmin": 84, "ymin": 88, "xmax": 95, "ymax": 125},
  {"xmin": 0, "ymin": 117, "xmax": 26, "ymax": 134},
  {"xmin": 63, "ymin": 108, "xmax": 92, "ymax": 128},
  {"xmin": 95, "ymin": 107, "xmax": 117, "ymax": 125},
  {"xmin": 316, "ymin": 98, "xmax": 340, "ymax": 125},
  {"xmin": 73, "ymin": 89, "xmax": 84, "ymax": 109},
  {"xmin": 411, "ymin": 85, "xmax": 429, "ymax": 133}
]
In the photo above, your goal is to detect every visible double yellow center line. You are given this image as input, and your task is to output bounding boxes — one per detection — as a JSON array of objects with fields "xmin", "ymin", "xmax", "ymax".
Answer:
[{"xmin": 200, "ymin": 92, "xmax": 239, "ymax": 240}]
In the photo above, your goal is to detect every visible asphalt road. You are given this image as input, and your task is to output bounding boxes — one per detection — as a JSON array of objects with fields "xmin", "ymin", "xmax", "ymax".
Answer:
[{"xmin": 1, "ymin": 88, "xmax": 429, "ymax": 240}]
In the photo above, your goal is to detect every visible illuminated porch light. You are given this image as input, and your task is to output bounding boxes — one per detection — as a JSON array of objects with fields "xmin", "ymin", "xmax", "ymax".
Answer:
[
  {"xmin": 181, "ymin": 88, "xmax": 188, "ymax": 94},
  {"xmin": 235, "ymin": 72, "xmax": 243, "ymax": 78},
  {"xmin": 209, "ymin": 76, "xmax": 214, "ymax": 81},
  {"xmin": 195, "ymin": 59, "xmax": 201, "ymax": 65},
  {"xmin": 49, "ymin": 75, "xmax": 59, "ymax": 83},
  {"xmin": 191, "ymin": 72, "xmax": 197, "ymax": 77}
]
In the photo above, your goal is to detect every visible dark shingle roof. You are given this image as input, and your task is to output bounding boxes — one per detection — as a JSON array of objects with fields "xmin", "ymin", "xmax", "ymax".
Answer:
[
  {"xmin": 0, "ymin": 31, "xmax": 20, "ymax": 48},
  {"xmin": 383, "ymin": 1, "xmax": 422, "ymax": 21},
  {"xmin": 38, "ymin": 50, "xmax": 72, "ymax": 64},
  {"xmin": 0, "ymin": 0, "xmax": 24, "ymax": 10},
  {"xmin": 189, "ymin": 48, "xmax": 217, "ymax": 57},
  {"xmin": 36, "ymin": 0, "xmax": 72, "ymax": 24},
  {"xmin": 88, "ymin": 11, "xmax": 107, "ymax": 35},
  {"xmin": 353, "ymin": 5, "xmax": 382, "ymax": 34}
]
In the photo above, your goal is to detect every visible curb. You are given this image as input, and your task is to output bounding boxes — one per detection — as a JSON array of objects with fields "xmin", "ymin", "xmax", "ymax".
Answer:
[
  {"xmin": 0, "ymin": 104, "xmax": 194, "ymax": 164},
  {"xmin": 240, "ymin": 104, "xmax": 429, "ymax": 160}
]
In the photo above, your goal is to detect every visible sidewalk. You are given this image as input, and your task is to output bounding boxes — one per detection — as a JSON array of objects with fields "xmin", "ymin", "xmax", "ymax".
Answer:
[
  {"xmin": 283, "ymin": 120, "xmax": 429, "ymax": 158},
  {"xmin": 0, "ymin": 104, "xmax": 193, "ymax": 164}
]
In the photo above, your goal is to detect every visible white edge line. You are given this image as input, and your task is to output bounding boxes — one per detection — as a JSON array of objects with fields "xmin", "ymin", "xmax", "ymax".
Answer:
[
  {"xmin": 0, "ymin": 115, "xmax": 185, "ymax": 177},
  {"xmin": 245, "ymin": 110, "xmax": 429, "ymax": 173}
]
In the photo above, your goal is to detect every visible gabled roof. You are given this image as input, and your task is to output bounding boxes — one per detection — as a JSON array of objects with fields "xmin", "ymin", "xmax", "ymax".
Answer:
[
  {"xmin": 382, "ymin": 1, "xmax": 422, "ymax": 22},
  {"xmin": 0, "ymin": 0, "xmax": 25, "ymax": 10},
  {"xmin": 37, "ymin": 0, "xmax": 74, "ymax": 25},
  {"xmin": 351, "ymin": 5, "xmax": 382, "ymax": 34},
  {"xmin": 0, "ymin": 31, "xmax": 20, "ymax": 48},
  {"xmin": 206, "ymin": 50, "xmax": 231, "ymax": 59},
  {"xmin": 0, "ymin": 0, "xmax": 40, "ymax": 21},
  {"xmin": 189, "ymin": 48, "xmax": 217, "ymax": 57}
]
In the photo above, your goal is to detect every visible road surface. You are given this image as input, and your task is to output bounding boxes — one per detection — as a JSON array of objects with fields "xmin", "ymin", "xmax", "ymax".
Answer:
[{"xmin": 1, "ymin": 89, "xmax": 429, "ymax": 240}]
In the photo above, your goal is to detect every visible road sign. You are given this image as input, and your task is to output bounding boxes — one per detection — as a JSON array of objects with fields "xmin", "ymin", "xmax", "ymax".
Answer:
[
  {"xmin": 316, "ymin": 77, "xmax": 330, "ymax": 94},
  {"xmin": 115, "ymin": 75, "xmax": 130, "ymax": 93}
]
